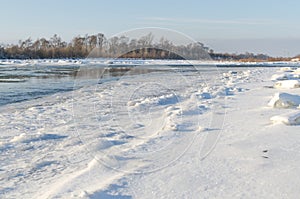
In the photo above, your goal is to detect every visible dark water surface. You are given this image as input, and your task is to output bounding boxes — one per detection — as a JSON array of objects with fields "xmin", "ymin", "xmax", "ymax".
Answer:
[{"xmin": 0, "ymin": 63, "xmax": 167, "ymax": 106}]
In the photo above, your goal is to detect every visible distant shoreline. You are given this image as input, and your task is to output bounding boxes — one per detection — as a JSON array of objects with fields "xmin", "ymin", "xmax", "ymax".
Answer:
[
  {"xmin": 1, "ymin": 58, "xmax": 300, "ymax": 67},
  {"xmin": 1, "ymin": 33, "xmax": 297, "ymax": 62}
]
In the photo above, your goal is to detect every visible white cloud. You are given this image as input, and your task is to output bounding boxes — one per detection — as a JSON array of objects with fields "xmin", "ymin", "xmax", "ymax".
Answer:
[{"xmin": 144, "ymin": 17, "xmax": 277, "ymax": 25}]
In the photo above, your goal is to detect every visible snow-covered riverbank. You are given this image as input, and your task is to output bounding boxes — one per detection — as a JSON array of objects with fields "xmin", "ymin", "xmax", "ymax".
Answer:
[{"xmin": 1, "ymin": 62, "xmax": 300, "ymax": 198}]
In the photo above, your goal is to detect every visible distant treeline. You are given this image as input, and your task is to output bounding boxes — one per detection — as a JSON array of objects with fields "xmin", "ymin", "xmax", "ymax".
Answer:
[
  {"xmin": 210, "ymin": 52, "xmax": 292, "ymax": 62},
  {"xmin": 0, "ymin": 33, "xmax": 211, "ymax": 60},
  {"xmin": 0, "ymin": 33, "xmax": 293, "ymax": 61}
]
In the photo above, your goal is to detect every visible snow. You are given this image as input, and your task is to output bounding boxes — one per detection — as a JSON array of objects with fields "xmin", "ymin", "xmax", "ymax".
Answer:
[
  {"xmin": 279, "ymin": 67, "xmax": 295, "ymax": 72},
  {"xmin": 268, "ymin": 92, "xmax": 300, "ymax": 108},
  {"xmin": 269, "ymin": 67, "xmax": 300, "ymax": 125},
  {"xmin": 1, "ymin": 60, "xmax": 300, "ymax": 198},
  {"xmin": 293, "ymin": 68, "xmax": 300, "ymax": 75},
  {"xmin": 270, "ymin": 111, "xmax": 300, "ymax": 125},
  {"xmin": 274, "ymin": 80, "xmax": 300, "ymax": 89},
  {"xmin": 0, "ymin": 79, "xmax": 26, "ymax": 83},
  {"xmin": 271, "ymin": 73, "xmax": 292, "ymax": 80}
]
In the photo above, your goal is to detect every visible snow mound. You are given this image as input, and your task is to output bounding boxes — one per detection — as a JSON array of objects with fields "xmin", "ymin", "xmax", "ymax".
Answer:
[
  {"xmin": 127, "ymin": 94, "xmax": 178, "ymax": 107},
  {"xmin": 293, "ymin": 68, "xmax": 300, "ymax": 75},
  {"xmin": 279, "ymin": 67, "xmax": 294, "ymax": 72},
  {"xmin": 274, "ymin": 80, "xmax": 300, "ymax": 89},
  {"xmin": 10, "ymin": 133, "xmax": 67, "ymax": 143},
  {"xmin": 271, "ymin": 72, "xmax": 300, "ymax": 81},
  {"xmin": 268, "ymin": 93, "xmax": 300, "ymax": 108},
  {"xmin": 271, "ymin": 73, "xmax": 291, "ymax": 81},
  {"xmin": 270, "ymin": 111, "xmax": 300, "ymax": 125}
]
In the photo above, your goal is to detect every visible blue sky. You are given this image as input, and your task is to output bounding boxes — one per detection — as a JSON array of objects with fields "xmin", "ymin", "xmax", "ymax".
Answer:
[{"xmin": 1, "ymin": 0, "xmax": 299, "ymax": 56}]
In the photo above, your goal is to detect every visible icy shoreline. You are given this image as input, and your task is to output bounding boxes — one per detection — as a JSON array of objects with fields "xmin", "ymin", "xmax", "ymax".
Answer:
[
  {"xmin": 1, "ymin": 58, "xmax": 300, "ymax": 67},
  {"xmin": 1, "ymin": 63, "xmax": 300, "ymax": 198}
]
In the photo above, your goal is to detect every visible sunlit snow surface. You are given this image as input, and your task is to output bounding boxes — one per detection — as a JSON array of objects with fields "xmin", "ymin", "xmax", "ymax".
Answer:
[{"xmin": 1, "ymin": 59, "xmax": 300, "ymax": 198}]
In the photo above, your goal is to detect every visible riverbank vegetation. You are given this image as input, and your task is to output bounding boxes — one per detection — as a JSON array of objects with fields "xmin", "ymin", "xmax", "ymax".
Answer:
[{"xmin": 0, "ymin": 33, "xmax": 296, "ymax": 61}]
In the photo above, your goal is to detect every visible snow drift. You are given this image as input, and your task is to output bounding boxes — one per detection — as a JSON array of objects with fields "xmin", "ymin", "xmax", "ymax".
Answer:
[
  {"xmin": 274, "ymin": 80, "xmax": 300, "ymax": 89},
  {"xmin": 270, "ymin": 111, "xmax": 300, "ymax": 125},
  {"xmin": 268, "ymin": 92, "xmax": 300, "ymax": 108}
]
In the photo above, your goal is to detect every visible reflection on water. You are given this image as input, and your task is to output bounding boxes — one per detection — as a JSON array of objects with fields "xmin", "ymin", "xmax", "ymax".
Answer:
[
  {"xmin": 76, "ymin": 67, "xmax": 164, "ymax": 79},
  {"xmin": 0, "ymin": 64, "xmax": 163, "ymax": 106}
]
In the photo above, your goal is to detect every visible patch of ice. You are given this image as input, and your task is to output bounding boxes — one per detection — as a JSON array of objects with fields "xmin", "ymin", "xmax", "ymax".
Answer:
[
  {"xmin": 200, "ymin": 92, "xmax": 212, "ymax": 99},
  {"xmin": 0, "ymin": 79, "xmax": 26, "ymax": 83},
  {"xmin": 268, "ymin": 93, "xmax": 300, "ymax": 108}
]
